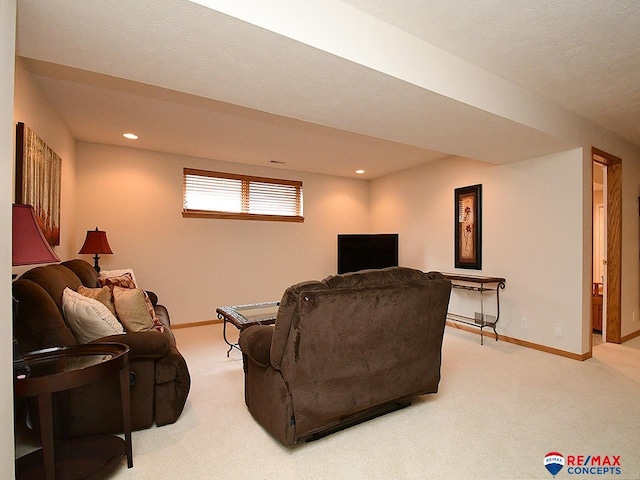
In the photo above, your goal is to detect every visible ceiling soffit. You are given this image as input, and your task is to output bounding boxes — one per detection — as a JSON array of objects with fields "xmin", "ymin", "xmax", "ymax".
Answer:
[{"xmin": 16, "ymin": 0, "xmax": 581, "ymax": 177}]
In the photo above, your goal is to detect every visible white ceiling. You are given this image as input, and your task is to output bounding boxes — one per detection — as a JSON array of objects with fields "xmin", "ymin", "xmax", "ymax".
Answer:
[
  {"xmin": 15, "ymin": 1, "xmax": 640, "ymax": 179},
  {"xmin": 343, "ymin": 0, "xmax": 640, "ymax": 146}
]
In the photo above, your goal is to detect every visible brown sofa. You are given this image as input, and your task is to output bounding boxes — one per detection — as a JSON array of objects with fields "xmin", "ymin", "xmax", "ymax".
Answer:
[
  {"xmin": 238, "ymin": 267, "xmax": 451, "ymax": 445},
  {"xmin": 12, "ymin": 259, "xmax": 190, "ymax": 437}
]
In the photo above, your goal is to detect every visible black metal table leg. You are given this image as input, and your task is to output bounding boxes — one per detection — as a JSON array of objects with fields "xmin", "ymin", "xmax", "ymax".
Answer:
[
  {"xmin": 220, "ymin": 315, "xmax": 239, "ymax": 357},
  {"xmin": 216, "ymin": 302, "xmax": 279, "ymax": 357}
]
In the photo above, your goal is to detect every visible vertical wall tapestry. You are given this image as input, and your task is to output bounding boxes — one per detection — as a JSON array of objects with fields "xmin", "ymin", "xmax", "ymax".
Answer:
[
  {"xmin": 454, "ymin": 184, "xmax": 482, "ymax": 269},
  {"xmin": 15, "ymin": 122, "xmax": 62, "ymax": 246}
]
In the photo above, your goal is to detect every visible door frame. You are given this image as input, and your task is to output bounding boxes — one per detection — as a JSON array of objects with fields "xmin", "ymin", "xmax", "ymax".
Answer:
[{"xmin": 592, "ymin": 147, "xmax": 622, "ymax": 344}]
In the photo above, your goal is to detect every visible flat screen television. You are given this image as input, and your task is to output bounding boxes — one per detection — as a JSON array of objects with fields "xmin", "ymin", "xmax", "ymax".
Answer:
[{"xmin": 337, "ymin": 234, "xmax": 399, "ymax": 274}]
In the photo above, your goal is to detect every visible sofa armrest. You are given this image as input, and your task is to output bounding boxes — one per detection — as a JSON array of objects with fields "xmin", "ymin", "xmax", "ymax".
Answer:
[
  {"xmin": 154, "ymin": 304, "xmax": 171, "ymax": 328},
  {"xmin": 145, "ymin": 290, "xmax": 159, "ymax": 306},
  {"xmin": 239, "ymin": 325, "xmax": 274, "ymax": 368},
  {"xmin": 93, "ymin": 331, "xmax": 170, "ymax": 360}
]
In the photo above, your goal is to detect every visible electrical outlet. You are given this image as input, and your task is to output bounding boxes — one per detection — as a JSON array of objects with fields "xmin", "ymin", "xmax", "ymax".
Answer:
[
  {"xmin": 522, "ymin": 317, "xmax": 527, "ymax": 329},
  {"xmin": 554, "ymin": 323, "xmax": 563, "ymax": 337}
]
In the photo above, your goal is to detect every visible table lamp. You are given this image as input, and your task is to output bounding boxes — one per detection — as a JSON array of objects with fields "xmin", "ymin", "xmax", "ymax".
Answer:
[
  {"xmin": 12, "ymin": 204, "xmax": 60, "ymax": 378},
  {"xmin": 78, "ymin": 227, "xmax": 113, "ymax": 273},
  {"xmin": 12, "ymin": 204, "xmax": 60, "ymax": 267}
]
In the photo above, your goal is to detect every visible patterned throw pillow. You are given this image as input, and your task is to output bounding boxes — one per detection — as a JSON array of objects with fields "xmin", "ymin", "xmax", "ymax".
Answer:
[
  {"xmin": 98, "ymin": 270, "xmax": 164, "ymax": 333},
  {"xmin": 98, "ymin": 272, "xmax": 136, "ymax": 290},
  {"xmin": 99, "ymin": 268, "xmax": 139, "ymax": 287},
  {"xmin": 142, "ymin": 291, "xmax": 165, "ymax": 333},
  {"xmin": 77, "ymin": 285, "xmax": 117, "ymax": 317}
]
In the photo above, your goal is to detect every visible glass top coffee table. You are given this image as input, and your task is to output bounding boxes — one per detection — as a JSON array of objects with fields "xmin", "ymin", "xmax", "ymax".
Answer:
[{"xmin": 216, "ymin": 301, "xmax": 280, "ymax": 356}]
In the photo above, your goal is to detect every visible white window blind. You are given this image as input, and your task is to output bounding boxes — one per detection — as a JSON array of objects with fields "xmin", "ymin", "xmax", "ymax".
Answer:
[{"xmin": 183, "ymin": 168, "xmax": 304, "ymax": 222}]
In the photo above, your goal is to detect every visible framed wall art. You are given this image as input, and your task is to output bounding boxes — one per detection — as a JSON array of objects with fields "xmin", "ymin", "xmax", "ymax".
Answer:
[
  {"xmin": 15, "ymin": 122, "xmax": 62, "ymax": 246},
  {"xmin": 454, "ymin": 184, "xmax": 482, "ymax": 269}
]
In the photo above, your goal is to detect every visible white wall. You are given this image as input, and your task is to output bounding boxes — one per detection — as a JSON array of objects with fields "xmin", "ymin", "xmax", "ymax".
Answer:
[
  {"xmin": 1, "ymin": 1, "xmax": 17, "ymax": 478},
  {"xmin": 74, "ymin": 142, "xmax": 370, "ymax": 324},
  {"xmin": 12, "ymin": 57, "xmax": 77, "ymax": 271},
  {"xmin": 371, "ymin": 151, "xmax": 587, "ymax": 355}
]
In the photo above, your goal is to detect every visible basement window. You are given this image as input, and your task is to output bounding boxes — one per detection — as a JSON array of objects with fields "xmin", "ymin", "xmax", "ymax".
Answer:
[{"xmin": 182, "ymin": 168, "xmax": 304, "ymax": 222}]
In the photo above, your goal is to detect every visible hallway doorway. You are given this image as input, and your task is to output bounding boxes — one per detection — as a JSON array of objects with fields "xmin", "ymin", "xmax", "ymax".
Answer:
[
  {"xmin": 592, "ymin": 161, "xmax": 605, "ymax": 343},
  {"xmin": 592, "ymin": 147, "xmax": 622, "ymax": 347}
]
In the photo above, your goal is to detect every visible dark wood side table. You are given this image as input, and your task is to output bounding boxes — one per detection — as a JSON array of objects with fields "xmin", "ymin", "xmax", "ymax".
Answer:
[{"xmin": 14, "ymin": 343, "xmax": 133, "ymax": 480}]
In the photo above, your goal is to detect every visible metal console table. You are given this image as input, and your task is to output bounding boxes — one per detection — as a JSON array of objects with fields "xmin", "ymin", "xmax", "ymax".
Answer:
[{"xmin": 443, "ymin": 274, "xmax": 506, "ymax": 345}]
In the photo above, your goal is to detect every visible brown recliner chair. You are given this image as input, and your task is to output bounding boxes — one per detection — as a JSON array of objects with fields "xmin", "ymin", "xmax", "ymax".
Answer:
[
  {"xmin": 13, "ymin": 259, "xmax": 190, "ymax": 437},
  {"xmin": 239, "ymin": 267, "xmax": 451, "ymax": 445}
]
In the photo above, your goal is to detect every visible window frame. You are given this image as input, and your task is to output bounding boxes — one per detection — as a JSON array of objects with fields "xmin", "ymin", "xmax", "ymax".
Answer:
[{"xmin": 182, "ymin": 168, "xmax": 304, "ymax": 223}]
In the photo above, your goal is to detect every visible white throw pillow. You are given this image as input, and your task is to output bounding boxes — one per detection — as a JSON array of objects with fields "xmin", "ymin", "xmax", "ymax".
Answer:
[
  {"xmin": 99, "ymin": 268, "xmax": 138, "ymax": 287},
  {"xmin": 62, "ymin": 287, "xmax": 124, "ymax": 343}
]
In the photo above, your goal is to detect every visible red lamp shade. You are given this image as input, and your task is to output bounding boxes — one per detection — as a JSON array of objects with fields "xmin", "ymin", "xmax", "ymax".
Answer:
[
  {"xmin": 78, "ymin": 227, "xmax": 113, "ymax": 273},
  {"xmin": 78, "ymin": 228, "xmax": 113, "ymax": 255},
  {"xmin": 12, "ymin": 204, "xmax": 60, "ymax": 266}
]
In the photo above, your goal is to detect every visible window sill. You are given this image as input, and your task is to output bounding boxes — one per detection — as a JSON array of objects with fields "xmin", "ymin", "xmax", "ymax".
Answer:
[{"xmin": 182, "ymin": 210, "xmax": 304, "ymax": 223}]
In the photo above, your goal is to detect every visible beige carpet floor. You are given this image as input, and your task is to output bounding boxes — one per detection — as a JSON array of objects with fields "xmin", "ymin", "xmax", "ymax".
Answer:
[{"xmin": 17, "ymin": 324, "xmax": 640, "ymax": 479}]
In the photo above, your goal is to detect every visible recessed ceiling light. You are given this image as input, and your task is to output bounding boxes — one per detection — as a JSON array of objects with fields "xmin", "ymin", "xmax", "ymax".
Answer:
[
  {"xmin": 355, "ymin": 169, "xmax": 365, "ymax": 174},
  {"xmin": 123, "ymin": 133, "xmax": 138, "ymax": 140}
]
